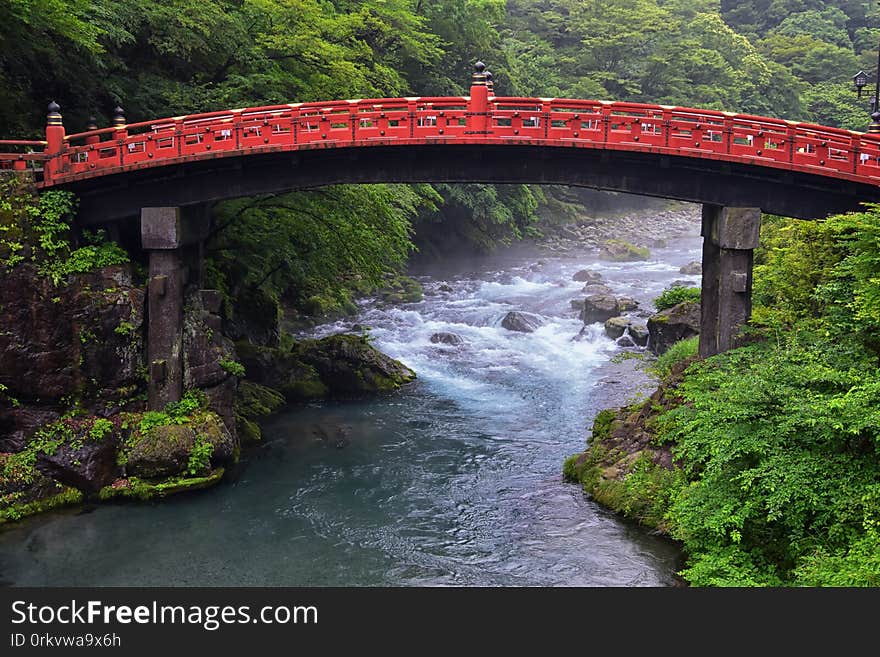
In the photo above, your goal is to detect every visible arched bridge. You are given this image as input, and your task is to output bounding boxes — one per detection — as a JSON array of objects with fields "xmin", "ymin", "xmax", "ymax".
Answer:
[
  {"xmin": 3, "ymin": 64, "xmax": 880, "ymax": 409},
  {"xmin": 2, "ymin": 68, "xmax": 880, "ymax": 222}
]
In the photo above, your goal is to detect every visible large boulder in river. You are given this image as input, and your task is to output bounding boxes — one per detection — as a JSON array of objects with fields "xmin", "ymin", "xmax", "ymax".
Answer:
[
  {"xmin": 237, "ymin": 334, "xmax": 416, "ymax": 401},
  {"xmin": 647, "ymin": 301, "xmax": 701, "ymax": 355},
  {"xmin": 501, "ymin": 311, "xmax": 544, "ymax": 333},
  {"xmin": 604, "ymin": 317, "xmax": 650, "ymax": 346},
  {"xmin": 630, "ymin": 324, "xmax": 649, "ymax": 347},
  {"xmin": 604, "ymin": 317, "xmax": 632, "ymax": 340},
  {"xmin": 679, "ymin": 261, "xmax": 702, "ymax": 275},
  {"xmin": 580, "ymin": 295, "xmax": 620, "ymax": 324},
  {"xmin": 572, "ymin": 269, "xmax": 603, "ymax": 283},
  {"xmin": 431, "ymin": 332, "xmax": 464, "ymax": 345},
  {"xmin": 617, "ymin": 296, "xmax": 639, "ymax": 311},
  {"xmin": 599, "ymin": 239, "xmax": 650, "ymax": 262},
  {"xmin": 582, "ymin": 283, "xmax": 613, "ymax": 295}
]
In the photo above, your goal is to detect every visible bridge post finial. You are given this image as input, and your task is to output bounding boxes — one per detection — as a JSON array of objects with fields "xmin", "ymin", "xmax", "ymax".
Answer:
[
  {"xmin": 472, "ymin": 61, "xmax": 487, "ymax": 87},
  {"xmin": 468, "ymin": 61, "xmax": 490, "ymax": 135},
  {"xmin": 112, "ymin": 105, "xmax": 128, "ymax": 140},
  {"xmin": 869, "ymin": 110, "xmax": 880, "ymax": 134},
  {"xmin": 485, "ymin": 70, "xmax": 494, "ymax": 95},
  {"xmin": 44, "ymin": 101, "xmax": 65, "ymax": 183}
]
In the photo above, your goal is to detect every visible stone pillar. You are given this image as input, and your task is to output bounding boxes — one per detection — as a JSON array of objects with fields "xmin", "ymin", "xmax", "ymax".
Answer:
[
  {"xmin": 142, "ymin": 207, "xmax": 185, "ymax": 409},
  {"xmin": 699, "ymin": 205, "xmax": 761, "ymax": 358}
]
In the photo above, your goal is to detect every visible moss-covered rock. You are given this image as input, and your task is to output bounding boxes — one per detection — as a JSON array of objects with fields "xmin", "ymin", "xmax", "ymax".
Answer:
[
  {"xmin": 563, "ymin": 363, "xmax": 692, "ymax": 532},
  {"xmin": 293, "ymin": 334, "xmax": 416, "ymax": 395},
  {"xmin": 599, "ymin": 239, "xmax": 651, "ymax": 262},
  {"xmin": 123, "ymin": 411, "xmax": 232, "ymax": 478},
  {"xmin": 647, "ymin": 301, "xmax": 700, "ymax": 355},
  {"xmin": 235, "ymin": 381, "xmax": 285, "ymax": 443},
  {"xmin": 377, "ymin": 274, "xmax": 423, "ymax": 305},
  {"xmin": 237, "ymin": 333, "xmax": 415, "ymax": 402},
  {"xmin": 98, "ymin": 469, "xmax": 225, "ymax": 501}
]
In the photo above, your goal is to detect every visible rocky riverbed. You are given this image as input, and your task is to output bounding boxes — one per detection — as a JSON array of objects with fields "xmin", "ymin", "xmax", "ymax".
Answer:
[{"xmin": 536, "ymin": 204, "xmax": 701, "ymax": 255}]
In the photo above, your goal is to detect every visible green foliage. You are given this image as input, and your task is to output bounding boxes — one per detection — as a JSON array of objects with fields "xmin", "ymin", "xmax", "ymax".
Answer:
[
  {"xmin": 649, "ymin": 336, "xmax": 699, "ymax": 380},
  {"xmin": 752, "ymin": 214, "xmax": 840, "ymax": 328},
  {"xmin": 88, "ymin": 418, "xmax": 114, "ymax": 441},
  {"xmin": 219, "ymin": 359, "xmax": 245, "ymax": 377},
  {"xmin": 653, "ymin": 286, "xmax": 701, "ymax": 311},
  {"xmin": 186, "ymin": 433, "xmax": 214, "ymax": 476},
  {"xmin": 661, "ymin": 338, "xmax": 880, "ymax": 586},
  {"xmin": 0, "ymin": 184, "xmax": 129, "ymax": 283},
  {"xmin": 134, "ymin": 390, "xmax": 206, "ymax": 435}
]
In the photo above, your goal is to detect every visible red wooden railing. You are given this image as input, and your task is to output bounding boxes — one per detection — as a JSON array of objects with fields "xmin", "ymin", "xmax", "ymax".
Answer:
[{"xmin": 4, "ymin": 93, "xmax": 880, "ymax": 188}]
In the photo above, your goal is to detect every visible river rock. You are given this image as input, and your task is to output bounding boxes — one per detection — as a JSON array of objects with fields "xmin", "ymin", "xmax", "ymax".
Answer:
[
  {"xmin": 580, "ymin": 295, "xmax": 620, "ymax": 324},
  {"xmin": 237, "ymin": 334, "xmax": 415, "ymax": 401},
  {"xmin": 501, "ymin": 311, "xmax": 544, "ymax": 333},
  {"xmin": 124, "ymin": 412, "xmax": 234, "ymax": 478},
  {"xmin": 617, "ymin": 296, "xmax": 639, "ymax": 311},
  {"xmin": 295, "ymin": 334, "xmax": 416, "ymax": 396},
  {"xmin": 604, "ymin": 317, "xmax": 632, "ymax": 340},
  {"xmin": 430, "ymin": 332, "xmax": 465, "ymax": 345},
  {"xmin": 670, "ymin": 280, "xmax": 698, "ymax": 288},
  {"xmin": 630, "ymin": 323, "xmax": 649, "ymax": 347},
  {"xmin": 438, "ymin": 283, "xmax": 454, "ymax": 293},
  {"xmin": 599, "ymin": 239, "xmax": 650, "ymax": 262},
  {"xmin": 34, "ymin": 418, "xmax": 124, "ymax": 494},
  {"xmin": 617, "ymin": 334, "xmax": 637, "ymax": 348},
  {"xmin": 679, "ymin": 261, "xmax": 702, "ymax": 275},
  {"xmin": 647, "ymin": 301, "xmax": 701, "ymax": 355},
  {"xmin": 572, "ymin": 269, "xmax": 603, "ymax": 283},
  {"xmin": 310, "ymin": 422, "xmax": 352, "ymax": 449},
  {"xmin": 582, "ymin": 283, "xmax": 613, "ymax": 295}
]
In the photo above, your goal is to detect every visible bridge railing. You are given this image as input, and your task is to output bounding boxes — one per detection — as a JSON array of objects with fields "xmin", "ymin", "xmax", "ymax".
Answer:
[
  {"xmin": 7, "ymin": 94, "xmax": 880, "ymax": 188},
  {"xmin": 0, "ymin": 140, "xmax": 47, "ymax": 176}
]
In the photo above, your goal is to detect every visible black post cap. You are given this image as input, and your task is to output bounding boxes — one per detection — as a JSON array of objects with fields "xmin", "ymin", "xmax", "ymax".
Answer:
[
  {"xmin": 47, "ymin": 101, "xmax": 62, "ymax": 125},
  {"xmin": 87, "ymin": 115, "xmax": 98, "ymax": 131},
  {"xmin": 472, "ymin": 61, "xmax": 488, "ymax": 86},
  {"xmin": 112, "ymin": 105, "xmax": 126, "ymax": 126}
]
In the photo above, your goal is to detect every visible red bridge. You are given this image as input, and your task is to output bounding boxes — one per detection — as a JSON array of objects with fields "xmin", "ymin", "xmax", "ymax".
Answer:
[
  {"xmin": 2, "ymin": 64, "xmax": 880, "ymax": 407},
  {"xmin": 3, "ymin": 65, "xmax": 880, "ymax": 222}
]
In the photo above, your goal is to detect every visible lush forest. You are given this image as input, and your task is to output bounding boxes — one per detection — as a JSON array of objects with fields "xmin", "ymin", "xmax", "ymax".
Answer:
[{"xmin": 2, "ymin": 1, "xmax": 880, "ymax": 585}]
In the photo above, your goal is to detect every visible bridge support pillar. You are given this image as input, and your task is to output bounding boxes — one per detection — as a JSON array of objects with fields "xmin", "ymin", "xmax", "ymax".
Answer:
[
  {"xmin": 141, "ymin": 206, "xmax": 210, "ymax": 409},
  {"xmin": 699, "ymin": 205, "xmax": 761, "ymax": 358}
]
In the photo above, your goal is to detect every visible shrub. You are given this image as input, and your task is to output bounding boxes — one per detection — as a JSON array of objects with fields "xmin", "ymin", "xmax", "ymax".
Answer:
[
  {"xmin": 653, "ymin": 285, "xmax": 701, "ymax": 311},
  {"xmin": 649, "ymin": 336, "xmax": 699, "ymax": 379}
]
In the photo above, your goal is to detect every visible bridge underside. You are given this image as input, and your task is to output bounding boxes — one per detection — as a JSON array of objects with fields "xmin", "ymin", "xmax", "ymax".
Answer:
[{"xmin": 63, "ymin": 144, "xmax": 880, "ymax": 225}]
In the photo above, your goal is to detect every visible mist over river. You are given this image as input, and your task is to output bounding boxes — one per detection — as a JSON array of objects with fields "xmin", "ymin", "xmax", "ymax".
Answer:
[{"xmin": 0, "ymin": 213, "xmax": 703, "ymax": 586}]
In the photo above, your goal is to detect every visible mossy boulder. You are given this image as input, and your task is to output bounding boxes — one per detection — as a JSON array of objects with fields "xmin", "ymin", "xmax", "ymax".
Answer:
[
  {"xmin": 600, "ymin": 239, "xmax": 650, "ymax": 262},
  {"xmin": 378, "ymin": 275, "xmax": 423, "ymax": 305},
  {"xmin": 293, "ymin": 334, "xmax": 416, "ymax": 395},
  {"xmin": 235, "ymin": 340, "xmax": 328, "ymax": 401},
  {"xmin": 124, "ymin": 412, "xmax": 233, "ymax": 478},
  {"xmin": 237, "ymin": 334, "xmax": 415, "ymax": 402},
  {"xmin": 98, "ymin": 469, "xmax": 225, "ymax": 501},
  {"xmin": 235, "ymin": 381, "xmax": 286, "ymax": 443},
  {"xmin": 647, "ymin": 301, "xmax": 701, "ymax": 355}
]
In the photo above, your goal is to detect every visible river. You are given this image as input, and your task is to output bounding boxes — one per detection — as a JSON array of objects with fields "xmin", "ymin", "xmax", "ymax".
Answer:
[{"xmin": 0, "ymin": 213, "xmax": 702, "ymax": 586}]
